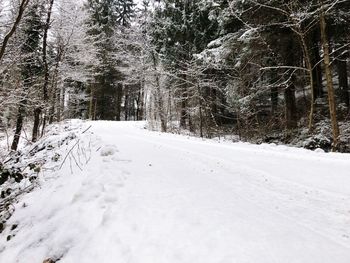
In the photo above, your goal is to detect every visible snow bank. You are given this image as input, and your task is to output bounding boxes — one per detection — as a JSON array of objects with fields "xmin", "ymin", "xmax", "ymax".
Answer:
[{"xmin": 0, "ymin": 120, "xmax": 95, "ymax": 241}]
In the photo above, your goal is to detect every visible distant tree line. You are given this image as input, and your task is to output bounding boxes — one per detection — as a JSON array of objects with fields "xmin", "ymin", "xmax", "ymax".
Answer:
[
  {"xmin": 146, "ymin": 0, "xmax": 350, "ymax": 151},
  {"xmin": 0, "ymin": 0, "xmax": 140, "ymax": 151},
  {"xmin": 1, "ymin": 0, "xmax": 349, "ymax": 152}
]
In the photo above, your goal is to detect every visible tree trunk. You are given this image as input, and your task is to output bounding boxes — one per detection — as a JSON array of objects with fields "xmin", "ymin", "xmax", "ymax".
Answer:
[
  {"xmin": 284, "ymin": 37, "xmax": 298, "ymax": 130},
  {"xmin": 136, "ymin": 81, "xmax": 145, "ymax": 120},
  {"xmin": 336, "ymin": 54, "xmax": 349, "ymax": 110},
  {"xmin": 41, "ymin": 114, "xmax": 47, "ymax": 137},
  {"xmin": 271, "ymin": 86, "xmax": 278, "ymax": 115},
  {"xmin": 151, "ymin": 52, "xmax": 167, "ymax": 132},
  {"xmin": 31, "ymin": 107, "xmax": 41, "ymax": 142},
  {"xmin": 89, "ymin": 84, "xmax": 95, "ymax": 120},
  {"xmin": 299, "ymin": 35, "xmax": 315, "ymax": 131},
  {"xmin": 57, "ymin": 85, "xmax": 65, "ymax": 121},
  {"xmin": 93, "ymin": 98, "xmax": 97, "ymax": 120},
  {"xmin": 31, "ymin": 0, "xmax": 54, "ymax": 141},
  {"xmin": 11, "ymin": 99, "xmax": 26, "ymax": 151},
  {"xmin": 284, "ymin": 82, "xmax": 297, "ymax": 129},
  {"xmin": 49, "ymin": 79, "xmax": 58, "ymax": 124},
  {"xmin": 267, "ymin": 66, "xmax": 278, "ymax": 115},
  {"xmin": 42, "ymin": 0, "xmax": 54, "ymax": 101},
  {"xmin": 155, "ymin": 82, "xmax": 167, "ymax": 132},
  {"xmin": 179, "ymin": 98, "xmax": 187, "ymax": 129},
  {"xmin": 196, "ymin": 85, "xmax": 203, "ymax": 137},
  {"xmin": 319, "ymin": 5, "xmax": 340, "ymax": 150},
  {"xmin": 311, "ymin": 41, "xmax": 323, "ymax": 99},
  {"xmin": 179, "ymin": 71, "xmax": 189, "ymax": 129},
  {"xmin": 115, "ymin": 83, "xmax": 123, "ymax": 121},
  {"xmin": 48, "ymin": 47, "xmax": 63, "ymax": 124},
  {"xmin": 124, "ymin": 87, "xmax": 129, "ymax": 121}
]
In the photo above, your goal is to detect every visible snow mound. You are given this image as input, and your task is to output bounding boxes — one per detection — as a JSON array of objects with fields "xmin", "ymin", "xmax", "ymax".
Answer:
[{"xmin": 0, "ymin": 120, "xmax": 95, "ymax": 239}]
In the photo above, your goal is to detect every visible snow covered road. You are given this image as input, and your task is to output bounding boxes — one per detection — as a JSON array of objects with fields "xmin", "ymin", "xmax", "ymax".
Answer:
[{"xmin": 1, "ymin": 121, "xmax": 350, "ymax": 263}]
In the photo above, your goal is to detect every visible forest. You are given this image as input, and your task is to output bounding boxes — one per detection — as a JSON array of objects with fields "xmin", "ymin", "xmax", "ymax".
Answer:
[
  {"xmin": 1, "ymin": 1, "xmax": 350, "ymax": 262},
  {"xmin": 0, "ymin": 0, "xmax": 349, "ymax": 152}
]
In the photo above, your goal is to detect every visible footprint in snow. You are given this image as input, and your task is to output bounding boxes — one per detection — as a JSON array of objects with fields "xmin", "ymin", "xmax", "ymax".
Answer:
[{"xmin": 100, "ymin": 145, "xmax": 119, "ymax": 157}]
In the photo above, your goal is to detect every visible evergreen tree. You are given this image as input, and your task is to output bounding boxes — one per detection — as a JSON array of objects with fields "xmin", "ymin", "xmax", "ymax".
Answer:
[
  {"xmin": 11, "ymin": 2, "xmax": 43, "ymax": 150},
  {"xmin": 150, "ymin": 0, "xmax": 219, "ymax": 130},
  {"xmin": 86, "ymin": 0, "xmax": 122, "ymax": 120}
]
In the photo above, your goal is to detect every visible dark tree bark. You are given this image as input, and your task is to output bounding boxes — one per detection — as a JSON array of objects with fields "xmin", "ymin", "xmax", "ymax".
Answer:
[
  {"xmin": 11, "ymin": 100, "xmax": 26, "ymax": 151},
  {"xmin": 136, "ymin": 81, "xmax": 144, "ymax": 120},
  {"xmin": 270, "ymin": 68, "xmax": 278, "ymax": 115},
  {"xmin": 115, "ymin": 83, "xmax": 123, "ymax": 121},
  {"xmin": 284, "ymin": 37, "xmax": 298, "ymax": 129},
  {"xmin": 31, "ymin": 107, "xmax": 42, "ymax": 142},
  {"xmin": 43, "ymin": 0, "xmax": 54, "ymax": 101},
  {"xmin": 336, "ymin": 54, "xmax": 349, "ymax": 109},
  {"xmin": 284, "ymin": 82, "xmax": 297, "ymax": 129},
  {"xmin": 124, "ymin": 87, "xmax": 129, "ymax": 121},
  {"xmin": 32, "ymin": 0, "xmax": 55, "ymax": 142},
  {"xmin": 271, "ymin": 86, "xmax": 278, "ymax": 114},
  {"xmin": 210, "ymin": 88, "xmax": 218, "ymax": 124},
  {"xmin": 179, "ymin": 74, "xmax": 188, "ymax": 129},
  {"xmin": 12, "ymin": 3, "xmax": 41, "ymax": 149},
  {"xmin": 319, "ymin": 4, "xmax": 339, "ymax": 150},
  {"xmin": 310, "ymin": 33, "xmax": 323, "ymax": 99},
  {"xmin": 179, "ymin": 97, "xmax": 187, "ymax": 129},
  {"xmin": 198, "ymin": 88, "xmax": 204, "ymax": 138},
  {"xmin": 48, "ymin": 45, "xmax": 63, "ymax": 124}
]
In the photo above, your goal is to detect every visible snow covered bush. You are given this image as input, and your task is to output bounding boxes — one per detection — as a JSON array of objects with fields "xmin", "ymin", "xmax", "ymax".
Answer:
[{"xmin": 0, "ymin": 120, "xmax": 93, "ymax": 236}]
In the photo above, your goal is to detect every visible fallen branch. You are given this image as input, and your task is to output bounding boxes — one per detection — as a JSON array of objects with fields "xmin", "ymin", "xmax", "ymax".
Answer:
[{"xmin": 59, "ymin": 140, "xmax": 80, "ymax": 170}]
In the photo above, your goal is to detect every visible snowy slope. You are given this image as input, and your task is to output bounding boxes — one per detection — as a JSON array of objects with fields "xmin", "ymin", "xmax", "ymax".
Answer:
[{"xmin": 1, "ymin": 121, "xmax": 350, "ymax": 263}]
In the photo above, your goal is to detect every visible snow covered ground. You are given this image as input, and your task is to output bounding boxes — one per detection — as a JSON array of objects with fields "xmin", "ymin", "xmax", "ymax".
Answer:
[{"xmin": 1, "ymin": 120, "xmax": 350, "ymax": 263}]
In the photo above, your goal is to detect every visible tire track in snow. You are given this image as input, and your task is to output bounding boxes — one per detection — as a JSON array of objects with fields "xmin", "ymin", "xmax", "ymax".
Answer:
[{"xmin": 120, "ymin": 133, "xmax": 350, "ymax": 249}]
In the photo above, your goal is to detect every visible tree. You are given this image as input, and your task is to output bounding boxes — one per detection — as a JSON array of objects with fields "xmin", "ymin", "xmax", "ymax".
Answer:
[
  {"xmin": 11, "ymin": 2, "xmax": 43, "ymax": 150},
  {"xmin": 0, "ymin": 0, "xmax": 31, "ymax": 63},
  {"xmin": 149, "ymin": 0, "xmax": 219, "ymax": 132},
  {"xmin": 85, "ymin": 0, "xmax": 133, "ymax": 120},
  {"xmin": 32, "ymin": 0, "xmax": 54, "ymax": 142},
  {"xmin": 50, "ymin": 0, "xmax": 97, "ymax": 122},
  {"xmin": 319, "ymin": 2, "xmax": 339, "ymax": 150}
]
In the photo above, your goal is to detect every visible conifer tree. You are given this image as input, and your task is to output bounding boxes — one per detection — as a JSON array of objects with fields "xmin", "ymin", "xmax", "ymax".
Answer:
[
  {"xmin": 86, "ymin": 0, "xmax": 122, "ymax": 120},
  {"xmin": 11, "ymin": 2, "xmax": 43, "ymax": 150},
  {"xmin": 150, "ymin": 0, "xmax": 219, "ymax": 130}
]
